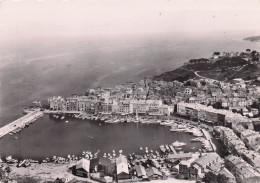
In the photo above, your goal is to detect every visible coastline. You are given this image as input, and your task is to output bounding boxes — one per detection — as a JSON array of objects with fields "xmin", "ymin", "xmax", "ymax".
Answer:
[{"xmin": 7, "ymin": 162, "xmax": 195, "ymax": 183}]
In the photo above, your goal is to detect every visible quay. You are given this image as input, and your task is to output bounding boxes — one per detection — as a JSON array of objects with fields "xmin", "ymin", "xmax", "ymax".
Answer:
[
  {"xmin": 201, "ymin": 129, "xmax": 217, "ymax": 152},
  {"xmin": 44, "ymin": 110, "xmax": 81, "ymax": 114},
  {"xmin": 0, "ymin": 110, "xmax": 44, "ymax": 138}
]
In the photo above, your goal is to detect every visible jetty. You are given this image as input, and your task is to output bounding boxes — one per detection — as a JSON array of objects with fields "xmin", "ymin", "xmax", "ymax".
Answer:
[
  {"xmin": 0, "ymin": 110, "xmax": 44, "ymax": 138},
  {"xmin": 201, "ymin": 129, "xmax": 217, "ymax": 152}
]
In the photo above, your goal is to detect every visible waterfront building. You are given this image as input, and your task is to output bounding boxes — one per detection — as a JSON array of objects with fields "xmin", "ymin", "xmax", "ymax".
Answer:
[
  {"xmin": 217, "ymin": 126, "xmax": 247, "ymax": 154},
  {"xmin": 116, "ymin": 156, "xmax": 130, "ymax": 180},
  {"xmin": 48, "ymin": 96, "xmax": 66, "ymax": 111},
  {"xmin": 217, "ymin": 167, "xmax": 236, "ymax": 183},
  {"xmin": 178, "ymin": 157, "xmax": 198, "ymax": 180},
  {"xmin": 71, "ymin": 158, "xmax": 90, "ymax": 178},
  {"xmin": 131, "ymin": 100, "xmax": 147, "ymax": 114},
  {"xmin": 225, "ymin": 155, "xmax": 260, "ymax": 183},
  {"xmin": 66, "ymin": 96, "xmax": 78, "ymax": 111},
  {"xmin": 117, "ymin": 100, "xmax": 133, "ymax": 114},
  {"xmin": 167, "ymin": 153, "xmax": 193, "ymax": 162},
  {"xmin": 190, "ymin": 153, "xmax": 223, "ymax": 178},
  {"xmin": 90, "ymin": 157, "xmax": 115, "ymax": 177}
]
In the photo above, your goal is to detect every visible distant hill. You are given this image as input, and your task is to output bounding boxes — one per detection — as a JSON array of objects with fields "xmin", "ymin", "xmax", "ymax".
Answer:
[
  {"xmin": 244, "ymin": 36, "xmax": 260, "ymax": 42},
  {"xmin": 153, "ymin": 57, "xmax": 260, "ymax": 85}
]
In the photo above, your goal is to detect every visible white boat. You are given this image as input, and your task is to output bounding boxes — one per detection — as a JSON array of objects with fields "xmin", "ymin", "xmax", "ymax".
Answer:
[
  {"xmin": 171, "ymin": 128, "xmax": 187, "ymax": 132},
  {"xmin": 65, "ymin": 120, "xmax": 69, "ymax": 123},
  {"xmin": 61, "ymin": 116, "xmax": 65, "ymax": 120},
  {"xmin": 172, "ymin": 141, "xmax": 186, "ymax": 147},
  {"xmin": 6, "ymin": 156, "xmax": 12, "ymax": 162}
]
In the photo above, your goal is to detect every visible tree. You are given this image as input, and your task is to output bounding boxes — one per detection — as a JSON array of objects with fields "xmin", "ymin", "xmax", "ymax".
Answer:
[
  {"xmin": 202, "ymin": 172, "xmax": 228, "ymax": 183},
  {"xmin": 202, "ymin": 172, "xmax": 216, "ymax": 183},
  {"xmin": 213, "ymin": 102, "xmax": 223, "ymax": 109},
  {"xmin": 246, "ymin": 49, "xmax": 251, "ymax": 53},
  {"xmin": 251, "ymin": 50, "xmax": 257, "ymax": 56},
  {"xmin": 216, "ymin": 174, "xmax": 229, "ymax": 183}
]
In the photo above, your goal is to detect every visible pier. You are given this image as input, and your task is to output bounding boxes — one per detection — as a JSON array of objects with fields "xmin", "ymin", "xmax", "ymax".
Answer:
[
  {"xmin": 201, "ymin": 129, "xmax": 217, "ymax": 152},
  {"xmin": 0, "ymin": 110, "xmax": 44, "ymax": 138}
]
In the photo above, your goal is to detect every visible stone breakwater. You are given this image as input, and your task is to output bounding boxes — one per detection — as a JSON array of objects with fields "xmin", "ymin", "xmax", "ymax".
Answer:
[{"xmin": 0, "ymin": 110, "xmax": 44, "ymax": 138}]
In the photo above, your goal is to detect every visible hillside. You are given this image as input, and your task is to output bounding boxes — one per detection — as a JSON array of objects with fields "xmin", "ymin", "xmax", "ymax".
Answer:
[
  {"xmin": 153, "ymin": 67, "xmax": 196, "ymax": 82},
  {"xmin": 153, "ymin": 57, "xmax": 260, "ymax": 84},
  {"xmin": 244, "ymin": 36, "xmax": 260, "ymax": 42}
]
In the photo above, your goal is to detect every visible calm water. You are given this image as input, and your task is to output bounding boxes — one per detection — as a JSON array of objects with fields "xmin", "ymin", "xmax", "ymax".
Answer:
[
  {"xmin": 0, "ymin": 34, "xmax": 260, "ymax": 159},
  {"xmin": 1, "ymin": 35, "xmax": 260, "ymax": 127},
  {"xmin": 0, "ymin": 115, "xmax": 201, "ymax": 160}
]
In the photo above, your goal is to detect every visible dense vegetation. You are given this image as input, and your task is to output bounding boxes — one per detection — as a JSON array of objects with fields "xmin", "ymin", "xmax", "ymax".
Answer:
[
  {"xmin": 202, "ymin": 172, "xmax": 229, "ymax": 183},
  {"xmin": 154, "ymin": 56, "xmax": 259, "ymax": 84}
]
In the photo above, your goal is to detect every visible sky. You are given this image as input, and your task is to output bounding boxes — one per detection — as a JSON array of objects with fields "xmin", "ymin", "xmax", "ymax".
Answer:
[{"xmin": 0, "ymin": 0, "xmax": 260, "ymax": 42}]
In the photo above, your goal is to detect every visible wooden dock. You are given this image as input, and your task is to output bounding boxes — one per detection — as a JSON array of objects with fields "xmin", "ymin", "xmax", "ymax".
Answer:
[{"xmin": 0, "ymin": 111, "xmax": 44, "ymax": 138}]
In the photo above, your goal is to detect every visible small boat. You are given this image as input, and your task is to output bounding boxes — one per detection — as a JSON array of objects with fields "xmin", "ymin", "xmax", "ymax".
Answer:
[
  {"xmin": 61, "ymin": 116, "xmax": 65, "ymax": 120},
  {"xmin": 18, "ymin": 160, "xmax": 26, "ymax": 167},
  {"xmin": 169, "ymin": 145, "xmax": 176, "ymax": 153},
  {"xmin": 160, "ymin": 145, "xmax": 166, "ymax": 153},
  {"xmin": 140, "ymin": 147, "xmax": 143, "ymax": 150},
  {"xmin": 24, "ymin": 160, "xmax": 31, "ymax": 167},
  {"xmin": 165, "ymin": 144, "xmax": 170, "ymax": 152},
  {"xmin": 175, "ymin": 147, "xmax": 182, "ymax": 151},
  {"xmin": 65, "ymin": 120, "xmax": 69, "ymax": 123},
  {"xmin": 191, "ymin": 137, "xmax": 203, "ymax": 142},
  {"xmin": 119, "ymin": 150, "xmax": 123, "ymax": 154},
  {"xmin": 172, "ymin": 141, "xmax": 186, "ymax": 147}
]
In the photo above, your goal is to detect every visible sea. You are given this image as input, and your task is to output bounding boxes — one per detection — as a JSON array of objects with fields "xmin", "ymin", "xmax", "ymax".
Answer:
[{"xmin": 0, "ymin": 33, "xmax": 260, "ymax": 159}]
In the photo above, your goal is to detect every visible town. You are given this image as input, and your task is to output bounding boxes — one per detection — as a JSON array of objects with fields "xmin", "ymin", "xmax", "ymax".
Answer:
[{"xmin": 1, "ymin": 50, "xmax": 260, "ymax": 183}]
